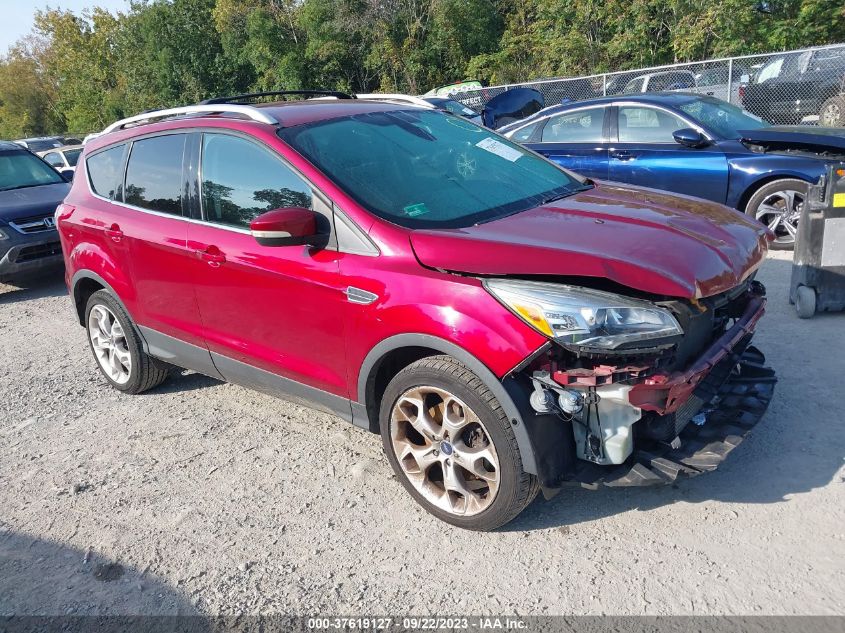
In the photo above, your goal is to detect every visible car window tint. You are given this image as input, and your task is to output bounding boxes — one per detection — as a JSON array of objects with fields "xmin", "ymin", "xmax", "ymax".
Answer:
[
  {"xmin": 44, "ymin": 152, "xmax": 63, "ymax": 167},
  {"xmin": 201, "ymin": 133, "xmax": 312, "ymax": 229},
  {"xmin": 86, "ymin": 144, "xmax": 126, "ymax": 200},
  {"xmin": 65, "ymin": 148, "xmax": 82, "ymax": 167},
  {"xmin": 541, "ymin": 107, "xmax": 604, "ymax": 142},
  {"xmin": 124, "ymin": 135, "xmax": 185, "ymax": 215},
  {"xmin": 509, "ymin": 120, "xmax": 541, "ymax": 142},
  {"xmin": 618, "ymin": 107, "xmax": 687, "ymax": 143}
]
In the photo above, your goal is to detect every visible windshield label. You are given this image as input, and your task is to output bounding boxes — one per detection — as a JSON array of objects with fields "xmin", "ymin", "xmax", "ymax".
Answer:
[
  {"xmin": 476, "ymin": 137, "xmax": 522, "ymax": 162},
  {"xmin": 404, "ymin": 203, "xmax": 429, "ymax": 217}
]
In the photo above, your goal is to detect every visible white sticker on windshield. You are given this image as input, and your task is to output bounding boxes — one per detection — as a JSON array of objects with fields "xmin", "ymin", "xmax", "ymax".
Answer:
[{"xmin": 476, "ymin": 137, "xmax": 523, "ymax": 162}]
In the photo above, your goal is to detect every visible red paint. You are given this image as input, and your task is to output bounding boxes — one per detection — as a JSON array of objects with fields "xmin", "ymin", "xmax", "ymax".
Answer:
[{"xmin": 60, "ymin": 102, "xmax": 769, "ymax": 407}]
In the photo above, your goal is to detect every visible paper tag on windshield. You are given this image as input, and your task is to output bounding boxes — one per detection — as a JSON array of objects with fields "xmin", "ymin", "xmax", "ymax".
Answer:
[{"xmin": 476, "ymin": 137, "xmax": 522, "ymax": 162}]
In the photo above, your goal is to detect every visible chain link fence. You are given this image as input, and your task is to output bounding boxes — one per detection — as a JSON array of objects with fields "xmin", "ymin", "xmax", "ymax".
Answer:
[{"xmin": 448, "ymin": 43, "xmax": 845, "ymax": 127}]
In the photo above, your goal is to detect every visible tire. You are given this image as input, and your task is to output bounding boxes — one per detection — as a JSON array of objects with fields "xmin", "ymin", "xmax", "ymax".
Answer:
[
  {"xmin": 819, "ymin": 96, "xmax": 845, "ymax": 127},
  {"xmin": 84, "ymin": 290, "xmax": 169, "ymax": 394},
  {"xmin": 795, "ymin": 285, "xmax": 817, "ymax": 319},
  {"xmin": 744, "ymin": 178, "xmax": 808, "ymax": 250},
  {"xmin": 379, "ymin": 355, "xmax": 539, "ymax": 531}
]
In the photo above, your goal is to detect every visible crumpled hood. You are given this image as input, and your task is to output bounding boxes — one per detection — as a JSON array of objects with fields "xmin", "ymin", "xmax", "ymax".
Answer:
[
  {"xmin": 739, "ymin": 126, "xmax": 845, "ymax": 154},
  {"xmin": 0, "ymin": 182, "xmax": 69, "ymax": 223},
  {"xmin": 410, "ymin": 183, "xmax": 769, "ymax": 299}
]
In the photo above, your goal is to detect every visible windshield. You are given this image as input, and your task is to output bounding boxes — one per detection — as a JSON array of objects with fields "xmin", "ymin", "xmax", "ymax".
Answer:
[
  {"xmin": 0, "ymin": 150, "xmax": 65, "ymax": 191},
  {"xmin": 679, "ymin": 99, "xmax": 767, "ymax": 138},
  {"xmin": 65, "ymin": 148, "xmax": 83, "ymax": 167},
  {"xmin": 279, "ymin": 109, "xmax": 588, "ymax": 229}
]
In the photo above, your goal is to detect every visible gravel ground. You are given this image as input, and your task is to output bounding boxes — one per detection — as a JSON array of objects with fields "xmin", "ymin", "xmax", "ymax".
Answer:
[{"xmin": 0, "ymin": 250, "xmax": 843, "ymax": 617}]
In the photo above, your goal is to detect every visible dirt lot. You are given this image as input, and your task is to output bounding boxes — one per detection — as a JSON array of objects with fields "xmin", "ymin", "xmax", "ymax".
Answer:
[{"xmin": 0, "ymin": 250, "xmax": 843, "ymax": 617}]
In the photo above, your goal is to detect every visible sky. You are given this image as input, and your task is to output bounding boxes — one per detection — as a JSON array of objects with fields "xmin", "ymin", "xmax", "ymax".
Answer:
[{"xmin": 0, "ymin": 0, "xmax": 128, "ymax": 52}]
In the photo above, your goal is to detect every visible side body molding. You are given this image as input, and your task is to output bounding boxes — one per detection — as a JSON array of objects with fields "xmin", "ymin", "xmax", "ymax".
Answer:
[{"xmin": 357, "ymin": 334, "xmax": 539, "ymax": 475}]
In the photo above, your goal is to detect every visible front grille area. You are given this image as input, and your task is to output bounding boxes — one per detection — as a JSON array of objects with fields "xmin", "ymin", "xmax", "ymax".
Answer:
[
  {"xmin": 9, "ymin": 214, "xmax": 56, "ymax": 234},
  {"xmin": 15, "ymin": 242, "xmax": 62, "ymax": 263}
]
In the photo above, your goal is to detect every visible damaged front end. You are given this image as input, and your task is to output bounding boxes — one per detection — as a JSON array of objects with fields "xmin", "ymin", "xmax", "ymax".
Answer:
[{"xmin": 493, "ymin": 277, "xmax": 777, "ymax": 495}]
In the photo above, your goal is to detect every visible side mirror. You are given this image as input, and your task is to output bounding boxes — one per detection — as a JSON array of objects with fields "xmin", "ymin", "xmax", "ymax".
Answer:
[
  {"xmin": 250, "ymin": 207, "xmax": 318, "ymax": 247},
  {"xmin": 59, "ymin": 169, "xmax": 74, "ymax": 182},
  {"xmin": 673, "ymin": 128, "xmax": 708, "ymax": 148}
]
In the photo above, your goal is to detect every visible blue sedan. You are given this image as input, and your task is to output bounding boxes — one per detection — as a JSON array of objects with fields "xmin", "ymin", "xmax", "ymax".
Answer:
[{"xmin": 499, "ymin": 93, "xmax": 845, "ymax": 248}]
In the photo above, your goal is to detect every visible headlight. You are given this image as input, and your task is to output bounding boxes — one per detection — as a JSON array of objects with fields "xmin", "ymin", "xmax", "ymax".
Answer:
[
  {"xmin": 0, "ymin": 227, "xmax": 8, "ymax": 240},
  {"xmin": 484, "ymin": 279, "xmax": 682, "ymax": 350}
]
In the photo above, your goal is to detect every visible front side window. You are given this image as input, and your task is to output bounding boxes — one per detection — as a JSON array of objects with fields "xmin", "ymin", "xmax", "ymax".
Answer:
[
  {"xmin": 279, "ymin": 109, "xmax": 588, "ymax": 229},
  {"xmin": 0, "ymin": 150, "xmax": 65, "ymax": 191},
  {"xmin": 541, "ymin": 107, "xmax": 605, "ymax": 143},
  {"xmin": 618, "ymin": 106, "xmax": 687, "ymax": 143},
  {"xmin": 65, "ymin": 148, "xmax": 82, "ymax": 167},
  {"xmin": 124, "ymin": 134, "xmax": 185, "ymax": 215},
  {"xmin": 201, "ymin": 133, "xmax": 312, "ymax": 229},
  {"xmin": 87, "ymin": 144, "xmax": 125, "ymax": 200}
]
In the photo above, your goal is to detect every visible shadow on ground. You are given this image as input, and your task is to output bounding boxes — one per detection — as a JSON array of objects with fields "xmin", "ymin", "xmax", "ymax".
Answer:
[
  {"xmin": 0, "ymin": 530, "xmax": 200, "ymax": 620},
  {"xmin": 0, "ymin": 272, "xmax": 66, "ymax": 306}
]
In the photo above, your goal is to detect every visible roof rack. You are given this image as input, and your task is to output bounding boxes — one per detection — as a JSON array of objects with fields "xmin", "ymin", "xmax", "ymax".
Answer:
[
  {"xmin": 201, "ymin": 90, "xmax": 355, "ymax": 105},
  {"xmin": 356, "ymin": 93, "xmax": 435, "ymax": 109},
  {"xmin": 100, "ymin": 104, "xmax": 277, "ymax": 135}
]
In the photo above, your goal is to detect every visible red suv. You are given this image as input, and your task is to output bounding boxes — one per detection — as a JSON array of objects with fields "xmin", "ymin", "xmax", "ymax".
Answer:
[{"xmin": 57, "ymin": 92, "xmax": 776, "ymax": 530}]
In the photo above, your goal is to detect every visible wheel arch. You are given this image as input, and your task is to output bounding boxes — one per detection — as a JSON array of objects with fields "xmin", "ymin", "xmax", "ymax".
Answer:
[
  {"xmin": 357, "ymin": 334, "xmax": 539, "ymax": 474},
  {"xmin": 734, "ymin": 173, "xmax": 814, "ymax": 214},
  {"xmin": 71, "ymin": 270, "xmax": 134, "ymax": 329}
]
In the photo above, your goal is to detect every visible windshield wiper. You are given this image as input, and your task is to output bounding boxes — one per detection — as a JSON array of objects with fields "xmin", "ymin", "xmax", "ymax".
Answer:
[{"xmin": 538, "ymin": 184, "xmax": 593, "ymax": 206}]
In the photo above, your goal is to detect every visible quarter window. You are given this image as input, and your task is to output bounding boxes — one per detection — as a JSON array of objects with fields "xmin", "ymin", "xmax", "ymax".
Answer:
[
  {"xmin": 541, "ymin": 107, "xmax": 605, "ymax": 143},
  {"xmin": 618, "ymin": 107, "xmax": 687, "ymax": 143},
  {"xmin": 44, "ymin": 152, "xmax": 64, "ymax": 167},
  {"xmin": 508, "ymin": 121, "xmax": 541, "ymax": 142},
  {"xmin": 86, "ymin": 144, "xmax": 126, "ymax": 201},
  {"xmin": 124, "ymin": 135, "xmax": 185, "ymax": 215},
  {"xmin": 200, "ymin": 134, "xmax": 312, "ymax": 229}
]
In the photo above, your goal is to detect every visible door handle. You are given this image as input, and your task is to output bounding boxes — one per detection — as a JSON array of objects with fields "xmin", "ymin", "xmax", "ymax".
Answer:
[
  {"xmin": 195, "ymin": 247, "xmax": 226, "ymax": 267},
  {"xmin": 610, "ymin": 150, "xmax": 635, "ymax": 161},
  {"xmin": 104, "ymin": 224, "xmax": 123, "ymax": 242}
]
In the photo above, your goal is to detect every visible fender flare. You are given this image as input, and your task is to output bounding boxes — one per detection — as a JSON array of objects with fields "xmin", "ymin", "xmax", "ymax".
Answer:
[{"xmin": 357, "ymin": 333, "xmax": 539, "ymax": 474}]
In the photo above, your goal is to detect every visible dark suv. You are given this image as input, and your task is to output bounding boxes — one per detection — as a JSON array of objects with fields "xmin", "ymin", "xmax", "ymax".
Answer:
[
  {"xmin": 0, "ymin": 142, "xmax": 69, "ymax": 283},
  {"xmin": 743, "ymin": 47, "xmax": 845, "ymax": 124},
  {"xmin": 58, "ymin": 93, "xmax": 776, "ymax": 530}
]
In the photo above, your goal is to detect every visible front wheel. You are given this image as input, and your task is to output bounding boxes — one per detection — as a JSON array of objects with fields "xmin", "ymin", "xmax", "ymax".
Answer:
[
  {"xmin": 745, "ymin": 179, "xmax": 808, "ymax": 250},
  {"xmin": 379, "ymin": 355, "xmax": 538, "ymax": 531}
]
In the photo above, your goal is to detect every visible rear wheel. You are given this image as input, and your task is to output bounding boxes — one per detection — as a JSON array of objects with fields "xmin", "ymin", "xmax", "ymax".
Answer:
[
  {"xmin": 379, "ymin": 355, "xmax": 538, "ymax": 531},
  {"xmin": 795, "ymin": 285, "xmax": 817, "ymax": 319},
  {"xmin": 745, "ymin": 179, "xmax": 808, "ymax": 250},
  {"xmin": 85, "ymin": 290, "xmax": 169, "ymax": 394},
  {"xmin": 819, "ymin": 96, "xmax": 845, "ymax": 127}
]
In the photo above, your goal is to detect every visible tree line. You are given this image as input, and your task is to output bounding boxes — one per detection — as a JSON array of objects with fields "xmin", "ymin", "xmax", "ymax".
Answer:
[{"xmin": 1, "ymin": 0, "xmax": 842, "ymax": 138}]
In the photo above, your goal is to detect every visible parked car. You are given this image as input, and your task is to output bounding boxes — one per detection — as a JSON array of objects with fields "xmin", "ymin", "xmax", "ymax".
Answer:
[
  {"xmin": 13, "ymin": 136, "xmax": 67, "ymax": 152},
  {"xmin": 499, "ymin": 92, "xmax": 843, "ymax": 248},
  {"xmin": 59, "ymin": 92, "xmax": 775, "ymax": 530},
  {"xmin": 690, "ymin": 65, "xmax": 751, "ymax": 104},
  {"xmin": 622, "ymin": 70, "xmax": 696, "ymax": 93},
  {"xmin": 0, "ymin": 141, "xmax": 69, "ymax": 283},
  {"xmin": 37, "ymin": 145, "xmax": 82, "ymax": 177},
  {"xmin": 742, "ymin": 47, "xmax": 845, "ymax": 124}
]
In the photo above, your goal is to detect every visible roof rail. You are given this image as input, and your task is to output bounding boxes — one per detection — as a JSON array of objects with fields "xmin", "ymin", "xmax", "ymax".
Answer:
[
  {"xmin": 201, "ymin": 90, "xmax": 355, "ymax": 105},
  {"xmin": 100, "ymin": 104, "xmax": 277, "ymax": 135},
  {"xmin": 356, "ymin": 93, "xmax": 435, "ymax": 109}
]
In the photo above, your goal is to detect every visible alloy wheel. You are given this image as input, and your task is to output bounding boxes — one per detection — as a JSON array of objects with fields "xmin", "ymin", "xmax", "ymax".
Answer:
[
  {"xmin": 754, "ymin": 189, "xmax": 803, "ymax": 247},
  {"xmin": 389, "ymin": 386, "xmax": 499, "ymax": 516},
  {"xmin": 821, "ymin": 102, "xmax": 842, "ymax": 127},
  {"xmin": 88, "ymin": 304, "xmax": 132, "ymax": 384}
]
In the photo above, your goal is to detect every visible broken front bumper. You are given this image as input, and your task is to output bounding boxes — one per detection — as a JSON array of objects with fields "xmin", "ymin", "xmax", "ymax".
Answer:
[{"xmin": 572, "ymin": 344, "xmax": 776, "ymax": 487}]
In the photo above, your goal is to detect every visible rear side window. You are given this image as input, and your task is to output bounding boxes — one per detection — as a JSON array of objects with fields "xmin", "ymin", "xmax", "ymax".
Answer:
[
  {"xmin": 542, "ymin": 107, "xmax": 605, "ymax": 142},
  {"xmin": 87, "ymin": 144, "xmax": 126, "ymax": 200},
  {"xmin": 200, "ymin": 133, "xmax": 312, "ymax": 229},
  {"xmin": 125, "ymin": 134, "xmax": 186, "ymax": 215}
]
